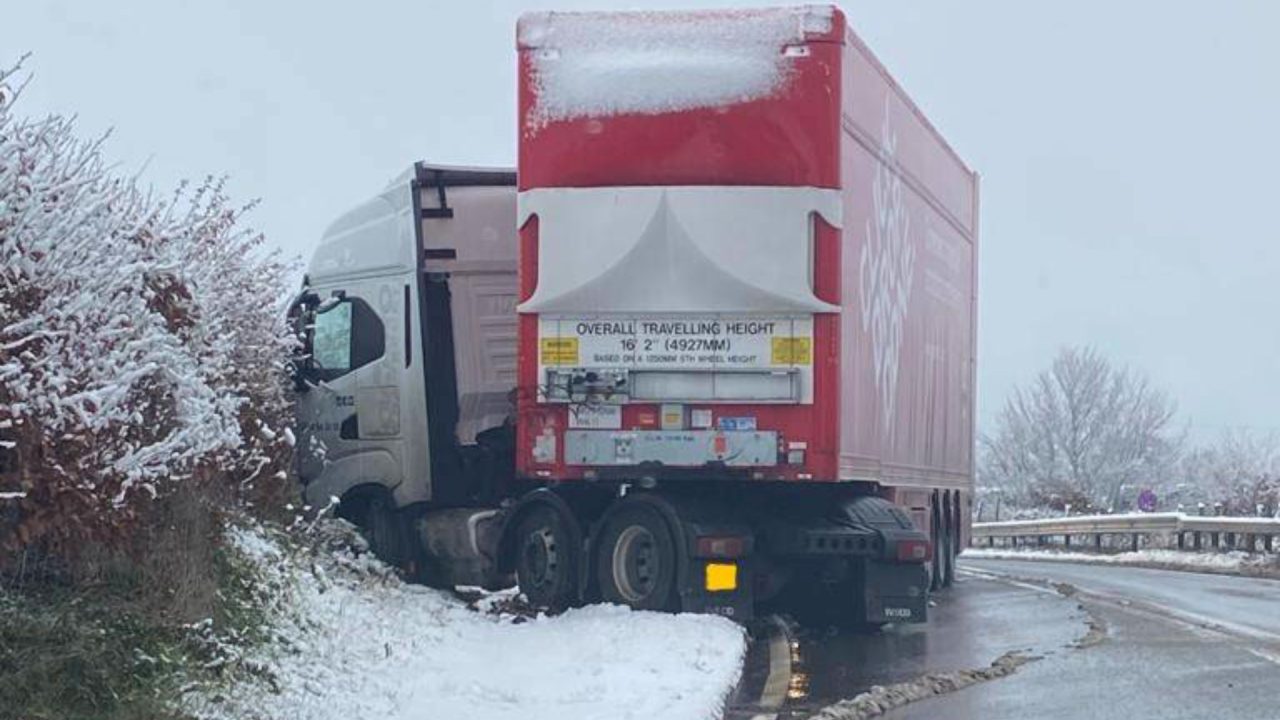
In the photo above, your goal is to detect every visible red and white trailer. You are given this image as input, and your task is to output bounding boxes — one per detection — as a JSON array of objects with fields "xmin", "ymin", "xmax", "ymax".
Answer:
[
  {"xmin": 294, "ymin": 5, "xmax": 975, "ymax": 624},
  {"xmin": 509, "ymin": 5, "xmax": 977, "ymax": 619}
]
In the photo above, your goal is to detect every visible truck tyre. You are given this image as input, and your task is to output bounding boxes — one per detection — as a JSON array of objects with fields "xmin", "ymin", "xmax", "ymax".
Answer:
[
  {"xmin": 595, "ymin": 502, "xmax": 679, "ymax": 612},
  {"xmin": 362, "ymin": 493, "xmax": 407, "ymax": 570},
  {"xmin": 513, "ymin": 505, "xmax": 579, "ymax": 611},
  {"xmin": 928, "ymin": 500, "xmax": 944, "ymax": 592},
  {"xmin": 938, "ymin": 521, "xmax": 953, "ymax": 589},
  {"xmin": 940, "ymin": 496, "xmax": 956, "ymax": 588}
]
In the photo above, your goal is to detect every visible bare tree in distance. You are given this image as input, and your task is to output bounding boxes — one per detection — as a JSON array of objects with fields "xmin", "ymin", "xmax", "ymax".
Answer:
[
  {"xmin": 1180, "ymin": 429, "xmax": 1280, "ymax": 516},
  {"xmin": 980, "ymin": 347, "xmax": 1181, "ymax": 513}
]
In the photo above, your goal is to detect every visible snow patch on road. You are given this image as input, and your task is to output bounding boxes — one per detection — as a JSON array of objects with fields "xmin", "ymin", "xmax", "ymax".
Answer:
[
  {"xmin": 185, "ymin": 523, "xmax": 746, "ymax": 720},
  {"xmin": 963, "ymin": 547, "xmax": 1279, "ymax": 576},
  {"xmin": 807, "ymin": 650, "xmax": 1037, "ymax": 720}
]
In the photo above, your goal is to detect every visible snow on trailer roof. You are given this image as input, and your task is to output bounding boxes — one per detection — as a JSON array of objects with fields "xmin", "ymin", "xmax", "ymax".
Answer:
[{"xmin": 518, "ymin": 5, "xmax": 836, "ymax": 126}]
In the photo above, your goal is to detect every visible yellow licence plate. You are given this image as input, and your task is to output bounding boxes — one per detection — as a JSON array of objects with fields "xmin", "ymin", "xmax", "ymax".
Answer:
[{"xmin": 705, "ymin": 562, "xmax": 738, "ymax": 592}]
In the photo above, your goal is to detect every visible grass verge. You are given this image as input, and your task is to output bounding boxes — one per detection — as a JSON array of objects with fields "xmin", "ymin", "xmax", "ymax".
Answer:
[{"xmin": 0, "ymin": 520, "xmax": 290, "ymax": 720}]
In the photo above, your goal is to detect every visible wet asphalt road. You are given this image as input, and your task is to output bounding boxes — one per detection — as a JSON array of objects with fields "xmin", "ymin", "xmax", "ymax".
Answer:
[
  {"xmin": 893, "ymin": 559, "xmax": 1280, "ymax": 720},
  {"xmin": 729, "ymin": 558, "xmax": 1280, "ymax": 720},
  {"xmin": 727, "ymin": 569, "xmax": 1090, "ymax": 719}
]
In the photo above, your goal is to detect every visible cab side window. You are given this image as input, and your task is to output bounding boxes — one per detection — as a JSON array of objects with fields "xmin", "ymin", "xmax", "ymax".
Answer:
[
  {"xmin": 313, "ymin": 302, "xmax": 353, "ymax": 375},
  {"xmin": 310, "ymin": 297, "xmax": 384, "ymax": 381}
]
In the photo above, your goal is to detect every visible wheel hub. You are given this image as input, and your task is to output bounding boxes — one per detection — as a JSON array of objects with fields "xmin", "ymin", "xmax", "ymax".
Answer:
[
  {"xmin": 612, "ymin": 525, "xmax": 659, "ymax": 603},
  {"xmin": 522, "ymin": 528, "xmax": 559, "ymax": 588}
]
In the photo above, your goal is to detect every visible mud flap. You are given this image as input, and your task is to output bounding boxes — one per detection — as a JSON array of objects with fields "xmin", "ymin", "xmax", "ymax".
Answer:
[
  {"xmin": 856, "ymin": 559, "xmax": 929, "ymax": 624},
  {"xmin": 666, "ymin": 501, "xmax": 756, "ymax": 622},
  {"xmin": 679, "ymin": 556, "xmax": 756, "ymax": 622}
]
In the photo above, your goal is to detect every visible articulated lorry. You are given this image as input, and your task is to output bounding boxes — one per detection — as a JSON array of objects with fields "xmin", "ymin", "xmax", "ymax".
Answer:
[{"xmin": 292, "ymin": 5, "xmax": 977, "ymax": 623}]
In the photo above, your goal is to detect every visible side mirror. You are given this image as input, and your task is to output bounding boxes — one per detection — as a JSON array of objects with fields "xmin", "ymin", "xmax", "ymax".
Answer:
[
  {"xmin": 287, "ymin": 289, "xmax": 322, "ymax": 393},
  {"xmin": 291, "ymin": 362, "xmax": 313, "ymax": 393}
]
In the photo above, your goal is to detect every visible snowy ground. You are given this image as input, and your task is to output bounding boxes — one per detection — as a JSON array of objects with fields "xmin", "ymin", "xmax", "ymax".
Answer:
[
  {"xmin": 962, "ymin": 546, "xmax": 1279, "ymax": 577},
  {"xmin": 185, "ymin": 523, "xmax": 746, "ymax": 720}
]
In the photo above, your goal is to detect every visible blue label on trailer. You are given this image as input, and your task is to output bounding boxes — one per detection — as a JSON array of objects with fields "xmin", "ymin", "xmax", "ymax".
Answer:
[{"xmin": 717, "ymin": 416, "xmax": 757, "ymax": 431}]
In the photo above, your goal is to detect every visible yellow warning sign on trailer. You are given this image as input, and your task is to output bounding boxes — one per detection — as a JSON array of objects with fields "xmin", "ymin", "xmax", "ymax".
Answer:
[
  {"xmin": 540, "ymin": 337, "xmax": 580, "ymax": 365},
  {"xmin": 770, "ymin": 337, "xmax": 811, "ymax": 365}
]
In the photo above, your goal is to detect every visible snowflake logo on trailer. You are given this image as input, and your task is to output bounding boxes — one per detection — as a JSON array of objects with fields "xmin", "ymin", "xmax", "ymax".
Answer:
[{"xmin": 860, "ymin": 100, "xmax": 916, "ymax": 430}]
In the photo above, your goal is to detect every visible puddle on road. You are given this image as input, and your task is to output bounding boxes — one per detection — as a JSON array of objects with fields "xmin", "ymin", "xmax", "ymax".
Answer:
[{"xmin": 765, "ymin": 572, "xmax": 1099, "ymax": 719}]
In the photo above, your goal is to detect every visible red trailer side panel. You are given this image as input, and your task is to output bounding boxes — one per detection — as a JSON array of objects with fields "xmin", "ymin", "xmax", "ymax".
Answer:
[{"xmin": 837, "ymin": 25, "xmax": 978, "ymax": 489}]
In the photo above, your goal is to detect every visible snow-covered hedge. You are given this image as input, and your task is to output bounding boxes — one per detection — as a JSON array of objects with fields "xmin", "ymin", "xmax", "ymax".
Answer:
[{"xmin": 0, "ymin": 59, "xmax": 295, "ymax": 551}]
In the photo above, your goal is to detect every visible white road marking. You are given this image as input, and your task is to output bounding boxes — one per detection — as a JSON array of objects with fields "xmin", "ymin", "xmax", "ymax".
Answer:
[
  {"xmin": 1246, "ymin": 647, "xmax": 1280, "ymax": 666},
  {"xmin": 749, "ymin": 615, "xmax": 793, "ymax": 720},
  {"xmin": 958, "ymin": 567, "xmax": 1061, "ymax": 597}
]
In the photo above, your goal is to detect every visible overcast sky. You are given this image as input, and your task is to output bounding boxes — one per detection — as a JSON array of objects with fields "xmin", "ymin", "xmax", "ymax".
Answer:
[{"xmin": 8, "ymin": 1, "xmax": 1279, "ymax": 438}]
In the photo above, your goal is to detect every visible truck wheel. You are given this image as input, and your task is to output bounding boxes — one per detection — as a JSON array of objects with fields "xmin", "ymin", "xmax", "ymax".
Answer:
[
  {"xmin": 362, "ymin": 494, "xmax": 407, "ymax": 569},
  {"xmin": 940, "ymin": 499, "xmax": 956, "ymax": 588},
  {"xmin": 596, "ymin": 503, "xmax": 678, "ymax": 612},
  {"xmin": 928, "ymin": 500, "xmax": 944, "ymax": 592},
  {"xmin": 514, "ymin": 505, "xmax": 578, "ymax": 611}
]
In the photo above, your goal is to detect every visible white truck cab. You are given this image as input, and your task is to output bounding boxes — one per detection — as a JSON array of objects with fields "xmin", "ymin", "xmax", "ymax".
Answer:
[{"xmin": 292, "ymin": 164, "xmax": 518, "ymax": 584}]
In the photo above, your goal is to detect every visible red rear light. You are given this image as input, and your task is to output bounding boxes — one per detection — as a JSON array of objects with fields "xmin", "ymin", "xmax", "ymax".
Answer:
[
  {"xmin": 897, "ymin": 539, "xmax": 932, "ymax": 563},
  {"xmin": 696, "ymin": 536, "xmax": 746, "ymax": 559}
]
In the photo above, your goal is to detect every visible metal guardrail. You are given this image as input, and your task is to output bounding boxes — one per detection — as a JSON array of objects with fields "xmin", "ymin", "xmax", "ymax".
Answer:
[{"xmin": 971, "ymin": 512, "xmax": 1280, "ymax": 553}]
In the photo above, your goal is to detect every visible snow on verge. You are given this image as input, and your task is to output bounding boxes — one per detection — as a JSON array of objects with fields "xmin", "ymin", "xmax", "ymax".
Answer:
[
  {"xmin": 186, "ymin": 523, "xmax": 746, "ymax": 720},
  {"xmin": 520, "ymin": 6, "xmax": 833, "ymax": 126},
  {"xmin": 962, "ymin": 547, "xmax": 1279, "ymax": 577}
]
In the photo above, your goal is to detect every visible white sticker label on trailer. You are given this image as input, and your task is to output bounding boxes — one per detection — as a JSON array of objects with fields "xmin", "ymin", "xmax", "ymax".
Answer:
[
  {"xmin": 567, "ymin": 404, "xmax": 622, "ymax": 429},
  {"xmin": 539, "ymin": 316, "xmax": 813, "ymax": 370}
]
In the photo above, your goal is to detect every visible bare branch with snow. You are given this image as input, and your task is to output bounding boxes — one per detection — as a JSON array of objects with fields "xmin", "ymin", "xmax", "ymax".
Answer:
[
  {"xmin": 979, "ymin": 347, "xmax": 1181, "ymax": 513},
  {"xmin": 0, "ymin": 58, "xmax": 297, "ymax": 550}
]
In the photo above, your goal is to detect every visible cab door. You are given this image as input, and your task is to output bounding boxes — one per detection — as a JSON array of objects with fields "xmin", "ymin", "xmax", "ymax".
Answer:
[{"xmin": 295, "ymin": 275, "xmax": 420, "ymax": 506}]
